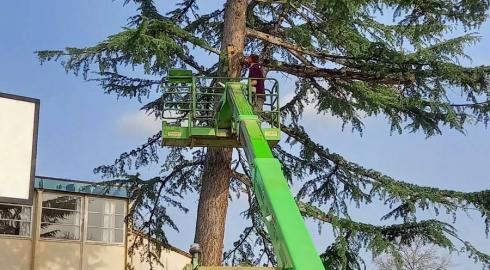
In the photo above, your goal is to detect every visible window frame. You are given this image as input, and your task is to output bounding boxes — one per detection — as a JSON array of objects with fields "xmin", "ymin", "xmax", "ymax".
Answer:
[
  {"xmin": 0, "ymin": 92, "xmax": 39, "ymax": 206},
  {"xmin": 85, "ymin": 197, "xmax": 126, "ymax": 245},
  {"xmin": 40, "ymin": 192, "xmax": 82, "ymax": 241},
  {"xmin": 0, "ymin": 202, "xmax": 33, "ymax": 238}
]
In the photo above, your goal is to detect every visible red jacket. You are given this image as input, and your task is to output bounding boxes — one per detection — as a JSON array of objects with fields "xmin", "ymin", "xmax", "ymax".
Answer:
[{"xmin": 248, "ymin": 63, "xmax": 265, "ymax": 95}]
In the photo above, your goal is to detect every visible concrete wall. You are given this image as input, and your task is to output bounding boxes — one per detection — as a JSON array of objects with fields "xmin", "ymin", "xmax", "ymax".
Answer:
[
  {"xmin": 35, "ymin": 241, "xmax": 81, "ymax": 270},
  {"xmin": 0, "ymin": 231, "xmax": 189, "ymax": 270},
  {"xmin": 128, "ymin": 248, "xmax": 191, "ymax": 270},
  {"xmin": 127, "ymin": 234, "xmax": 190, "ymax": 270},
  {"xmin": 83, "ymin": 243, "xmax": 126, "ymax": 270},
  {"xmin": 0, "ymin": 237, "xmax": 32, "ymax": 270}
]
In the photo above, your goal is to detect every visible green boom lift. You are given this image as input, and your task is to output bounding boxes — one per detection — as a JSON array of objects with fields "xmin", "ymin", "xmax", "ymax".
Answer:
[{"xmin": 161, "ymin": 69, "xmax": 325, "ymax": 270}]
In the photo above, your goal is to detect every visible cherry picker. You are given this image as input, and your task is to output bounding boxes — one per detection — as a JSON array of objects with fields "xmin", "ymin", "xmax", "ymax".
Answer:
[{"xmin": 161, "ymin": 69, "xmax": 325, "ymax": 270}]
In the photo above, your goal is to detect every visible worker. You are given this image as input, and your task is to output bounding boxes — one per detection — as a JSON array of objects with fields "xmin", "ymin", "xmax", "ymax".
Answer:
[{"xmin": 244, "ymin": 54, "xmax": 265, "ymax": 111}]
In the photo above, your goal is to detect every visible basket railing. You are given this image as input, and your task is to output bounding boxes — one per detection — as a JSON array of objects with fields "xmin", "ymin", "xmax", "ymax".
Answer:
[{"xmin": 162, "ymin": 76, "xmax": 280, "ymax": 131}]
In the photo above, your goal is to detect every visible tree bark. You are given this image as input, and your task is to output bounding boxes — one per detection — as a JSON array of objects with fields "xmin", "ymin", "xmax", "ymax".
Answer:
[{"xmin": 193, "ymin": 0, "xmax": 248, "ymax": 266}]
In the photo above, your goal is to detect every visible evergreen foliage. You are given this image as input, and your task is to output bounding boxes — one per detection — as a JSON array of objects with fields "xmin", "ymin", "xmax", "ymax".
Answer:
[{"xmin": 37, "ymin": 0, "xmax": 490, "ymax": 269}]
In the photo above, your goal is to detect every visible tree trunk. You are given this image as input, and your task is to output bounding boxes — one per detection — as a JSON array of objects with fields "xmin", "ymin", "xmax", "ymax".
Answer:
[{"xmin": 193, "ymin": 0, "xmax": 248, "ymax": 266}]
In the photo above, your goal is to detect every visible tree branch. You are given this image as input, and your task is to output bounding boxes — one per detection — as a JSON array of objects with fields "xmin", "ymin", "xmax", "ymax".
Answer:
[
  {"xmin": 266, "ymin": 60, "xmax": 416, "ymax": 84},
  {"xmin": 246, "ymin": 28, "xmax": 350, "ymax": 64}
]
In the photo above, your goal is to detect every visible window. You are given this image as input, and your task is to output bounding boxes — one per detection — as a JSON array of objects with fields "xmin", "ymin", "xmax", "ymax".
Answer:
[
  {"xmin": 0, "ymin": 203, "xmax": 31, "ymax": 236},
  {"xmin": 41, "ymin": 193, "xmax": 81, "ymax": 240},
  {"xmin": 86, "ymin": 197, "xmax": 125, "ymax": 244}
]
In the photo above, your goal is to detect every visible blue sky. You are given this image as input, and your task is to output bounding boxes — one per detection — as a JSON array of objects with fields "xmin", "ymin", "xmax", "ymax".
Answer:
[{"xmin": 0, "ymin": 1, "xmax": 489, "ymax": 268}]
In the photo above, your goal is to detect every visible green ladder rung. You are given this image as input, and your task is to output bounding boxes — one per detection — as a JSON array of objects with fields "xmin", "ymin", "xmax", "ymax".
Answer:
[
  {"xmin": 184, "ymin": 265, "xmax": 279, "ymax": 270},
  {"xmin": 168, "ymin": 69, "xmax": 193, "ymax": 83},
  {"xmin": 198, "ymin": 267, "xmax": 280, "ymax": 270}
]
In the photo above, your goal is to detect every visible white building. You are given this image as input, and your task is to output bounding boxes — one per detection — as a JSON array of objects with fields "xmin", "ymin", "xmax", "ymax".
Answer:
[{"xmin": 0, "ymin": 176, "xmax": 191, "ymax": 270}]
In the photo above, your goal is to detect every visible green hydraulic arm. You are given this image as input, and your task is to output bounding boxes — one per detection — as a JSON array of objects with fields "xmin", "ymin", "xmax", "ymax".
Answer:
[
  {"xmin": 161, "ymin": 70, "xmax": 325, "ymax": 270},
  {"xmin": 217, "ymin": 82, "xmax": 325, "ymax": 270}
]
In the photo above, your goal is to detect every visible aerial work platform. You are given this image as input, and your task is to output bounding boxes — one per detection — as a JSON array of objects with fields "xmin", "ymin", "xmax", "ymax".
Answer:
[
  {"xmin": 161, "ymin": 69, "xmax": 281, "ymax": 148},
  {"xmin": 161, "ymin": 69, "xmax": 325, "ymax": 270}
]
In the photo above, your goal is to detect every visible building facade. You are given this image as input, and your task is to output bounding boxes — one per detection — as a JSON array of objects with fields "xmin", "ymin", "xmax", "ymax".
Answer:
[{"xmin": 0, "ymin": 176, "xmax": 190, "ymax": 270}]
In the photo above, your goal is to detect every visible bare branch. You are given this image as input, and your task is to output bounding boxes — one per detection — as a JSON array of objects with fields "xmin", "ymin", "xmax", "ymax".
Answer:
[{"xmin": 246, "ymin": 28, "xmax": 350, "ymax": 64}]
